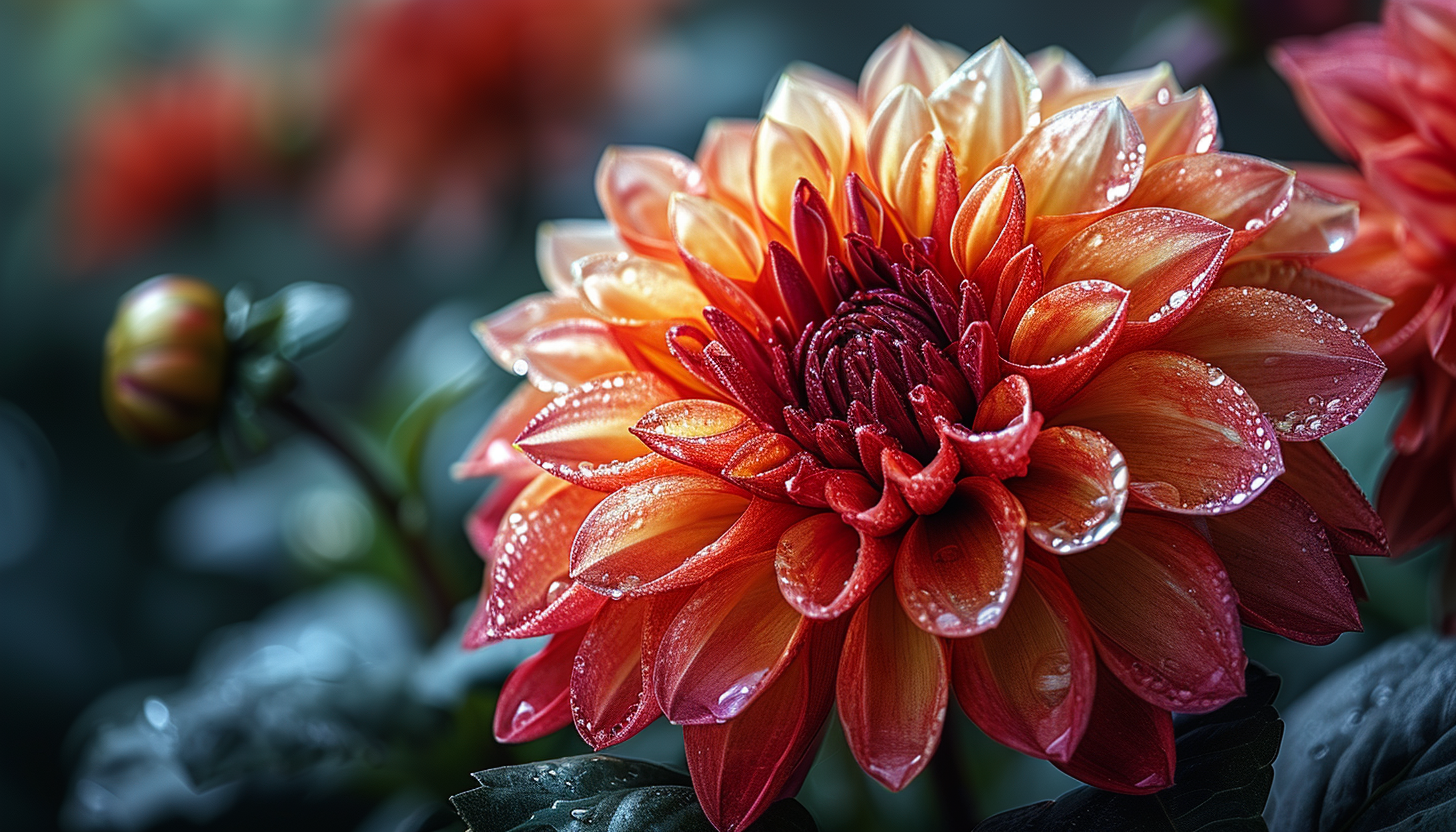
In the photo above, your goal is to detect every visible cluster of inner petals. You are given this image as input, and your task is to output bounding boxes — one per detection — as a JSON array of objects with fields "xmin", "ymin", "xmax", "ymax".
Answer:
[{"xmin": 459, "ymin": 27, "xmax": 1392, "ymax": 832}]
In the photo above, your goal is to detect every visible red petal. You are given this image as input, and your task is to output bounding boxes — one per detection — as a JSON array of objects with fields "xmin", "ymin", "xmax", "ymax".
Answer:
[
  {"xmin": 837, "ymin": 578, "xmax": 949, "ymax": 790},
  {"xmin": 1378, "ymin": 447, "xmax": 1456, "ymax": 556},
  {"xmin": 1061, "ymin": 512, "xmax": 1246, "ymax": 713},
  {"xmin": 1008, "ymin": 426, "xmax": 1128, "ymax": 555},
  {"xmin": 1366, "ymin": 134, "xmax": 1456, "ymax": 258},
  {"xmin": 684, "ymin": 617, "xmax": 844, "ymax": 832},
  {"xmin": 1046, "ymin": 208, "xmax": 1232, "ymax": 347},
  {"xmin": 1207, "ymin": 482, "xmax": 1361, "ymax": 645},
  {"xmin": 655, "ymin": 559, "xmax": 808, "ymax": 724},
  {"xmin": 952, "ymin": 556, "xmax": 1097, "ymax": 762},
  {"xmin": 940, "ymin": 374, "xmax": 1044, "ymax": 479},
  {"xmin": 1005, "ymin": 280, "xmax": 1130, "ymax": 408},
  {"xmin": 1158, "ymin": 287, "xmax": 1384, "ymax": 441},
  {"xmin": 1280, "ymin": 440, "xmax": 1388, "ymax": 556},
  {"xmin": 464, "ymin": 475, "xmax": 607, "ymax": 647},
  {"xmin": 494, "ymin": 626, "xmax": 588, "ymax": 743},
  {"xmin": 596, "ymin": 146, "xmax": 706, "ymax": 261},
  {"xmin": 1126, "ymin": 153, "xmax": 1295, "ymax": 254},
  {"xmin": 775, "ymin": 512, "xmax": 895, "ymax": 619},
  {"xmin": 1054, "ymin": 661, "xmax": 1175, "ymax": 793},
  {"xmin": 516, "ymin": 372, "xmax": 688, "ymax": 490},
  {"xmin": 570, "ymin": 474, "xmax": 752, "ymax": 595},
  {"xmin": 1052, "ymin": 350, "xmax": 1283, "ymax": 515},
  {"xmin": 571, "ymin": 597, "xmax": 660, "ymax": 749},
  {"xmin": 894, "ymin": 478, "xmax": 1026, "ymax": 637}
]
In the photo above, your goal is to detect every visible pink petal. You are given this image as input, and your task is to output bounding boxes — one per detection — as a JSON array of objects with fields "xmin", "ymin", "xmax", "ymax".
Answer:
[
  {"xmin": 1232, "ymin": 178, "xmax": 1357, "ymax": 261},
  {"xmin": 684, "ymin": 617, "xmax": 845, "ymax": 832},
  {"xmin": 494, "ymin": 626, "xmax": 588, "ymax": 743},
  {"xmin": 571, "ymin": 597, "xmax": 661, "ymax": 749},
  {"xmin": 1271, "ymin": 27, "xmax": 1412, "ymax": 162},
  {"xmin": 1005, "ymin": 98, "xmax": 1145, "ymax": 221},
  {"xmin": 463, "ymin": 475, "xmax": 607, "ymax": 647},
  {"xmin": 536, "ymin": 220, "xmax": 626, "ymax": 296},
  {"xmin": 1126, "ymin": 153, "xmax": 1295, "ymax": 254},
  {"xmin": 570, "ymin": 474, "xmax": 752, "ymax": 595},
  {"xmin": 474, "ymin": 294, "xmax": 633, "ymax": 390},
  {"xmin": 775, "ymin": 512, "xmax": 895, "ymax": 619},
  {"xmin": 1218, "ymin": 259, "xmax": 1394, "ymax": 337},
  {"xmin": 596, "ymin": 146, "xmax": 706, "ymax": 261},
  {"xmin": 453, "ymin": 383, "xmax": 555, "ymax": 481},
  {"xmin": 1157, "ymin": 287, "xmax": 1384, "ymax": 441},
  {"xmin": 837, "ymin": 578, "xmax": 949, "ymax": 791},
  {"xmin": 1206, "ymin": 482, "xmax": 1362, "ymax": 645},
  {"xmin": 1045, "ymin": 208, "xmax": 1232, "ymax": 348},
  {"xmin": 515, "ymin": 372, "xmax": 687, "ymax": 491},
  {"xmin": 1054, "ymin": 661, "xmax": 1175, "ymax": 793},
  {"xmin": 696, "ymin": 118, "xmax": 759, "ymax": 223},
  {"xmin": 1366, "ymin": 133, "xmax": 1456, "ymax": 258},
  {"xmin": 654, "ymin": 559, "xmax": 808, "ymax": 724},
  {"xmin": 952, "ymin": 556, "xmax": 1097, "ymax": 762},
  {"xmin": 1008, "ymin": 426, "xmax": 1128, "ymax": 555},
  {"xmin": 1005, "ymin": 279, "xmax": 1130, "ymax": 408},
  {"xmin": 894, "ymin": 477, "xmax": 1026, "ymax": 637},
  {"xmin": 1052, "ymin": 350, "xmax": 1283, "ymax": 515},
  {"xmin": 1060, "ymin": 512, "xmax": 1246, "ymax": 713}
]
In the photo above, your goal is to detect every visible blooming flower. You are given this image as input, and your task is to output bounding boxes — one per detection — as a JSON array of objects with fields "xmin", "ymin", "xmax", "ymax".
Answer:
[
  {"xmin": 461, "ymin": 28, "xmax": 1387, "ymax": 831},
  {"xmin": 1274, "ymin": 0, "xmax": 1456, "ymax": 555}
]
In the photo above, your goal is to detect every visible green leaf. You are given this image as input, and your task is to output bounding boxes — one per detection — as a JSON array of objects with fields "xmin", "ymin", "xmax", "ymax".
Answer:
[
  {"xmin": 387, "ymin": 366, "xmax": 487, "ymax": 491},
  {"xmin": 975, "ymin": 664, "xmax": 1282, "ymax": 832},
  {"xmin": 450, "ymin": 755, "xmax": 817, "ymax": 832},
  {"xmin": 225, "ymin": 282, "xmax": 352, "ymax": 359},
  {"xmin": 1269, "ymin": 633, "xmax": 1456, "ymax": 832}
]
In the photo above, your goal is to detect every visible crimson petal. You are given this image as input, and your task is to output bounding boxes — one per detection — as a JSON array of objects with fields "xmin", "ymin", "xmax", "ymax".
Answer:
[
  {"xmin": 1053, "ymin": 661, "xmax": 1175, "ymax": 794},
  {"xmin": 1008, "ymin": 426, "xmax": 1128, "ymax": 555},
  {"xmin": 495, "ymin": 626, "xmax": 588, "ymax": 743},
  {"xmin": 1280, "ymin": 440, "xmax": 1388, "ymax": 556},
  {"xmin": 572, "ymin": 597, "xmax": 661, "ymax": 749},
  {"xmin": 775, "ymin": 512, "xmax": 896, "ymax": 619}
]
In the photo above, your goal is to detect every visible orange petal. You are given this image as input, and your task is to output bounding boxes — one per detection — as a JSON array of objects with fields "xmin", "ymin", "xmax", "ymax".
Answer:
[
  {"xmin": 1005, "ymin": 98, "xmax": 1145, "ymax": 220},
  {"xmin": 894, "ymin": 478, "xmax": 1026, "ymax": 637},
  {"xmin": 775, "ymin": 512, "xmax": 895, "ymax": 619},
  {"xmin": 475, "ymin": 293, "xmax": 631, "ymax": 391},
  {"xmin": 952, "ymin": 556, "xmax": 1096, "ymax": 762},
  {"xmin": 1006, "ymin": 279, "xmax": 1129, "ymax": 407},
  {"xmin": 1008, "ymin": 426, "xmax": 1128, "ymax": 554},
  {"xmin": 1126, "ymin": 153, "xmax": 1295, "ymax": 254},
  {"xmin": 574, "ymin": 252, "xmax": 709, "ymax": 325},
  {"xmin": 1206, "ymin": 481, "xmax": 1361, "ymax": 645},
  {"xmin": 632, "ymin": 399, "xmax": 766, "ymax": 474},
  {"xmin": 494, "ymin": 626, "xmax": 587, "ymax": 743},
  {"xmin": 515, "ymin": 372, "xmax": 685, "ymax": 491},
  {"xmin": 569, "ymin": 474, "xmax": 751, "ymax": 594},
  {"xmin": 696, "ymin": 118, "xmax": 760, "ymax": 223},
  {"xmin": 1052, "ymin": 350, "xmax": 1283, "ymax": 514},
  {"xmin": 941, "ymin": 373, "xmax": 1044, "ymax": 479},
  {"xmin": 752, "ymin": 117, "xmax": 834, "ymax": 238},
  {"xmin": 950, "ymin": 166, "xmax": 1027, "ymax": 296},
  {"xmin": 1129, "ymin": 87, "xmax": 1218, "ymax": 164},
  {"xmin": 464, "ymin": 474, "xmax": 607, "ymax": 647},
  {"xmin": 571, "ymin": 596, "xmax": 660, "ymax": 749},
  {"xmin": 537, "ymin": 220, "xmax": 625, "ymax": 296},
  {"xmin": 670, "ymin": 192, "xmax": 764, "ymax": 288},
  {"xmin": 1046, "ymin": 208, "xmax": 1231, "ymax": 346},
  {"xmin": 636, "ymin": 497, "xmax": 815, "ymax": 595},
  {"xmin": 684, "ymin": 617, "xmax": 844, "ymax": 832},
  {"xmin": 837, "ymin": 578, "xmax": 949, "ymax": 791},
  {"xmin": 1158, "ymin": 286, "xmax": 1384, "ymax": 441},
  {"xmin": 930, "ymin": 38, "xmax": 1041, "ymax": 189},
  {"xmin": 596, "ymin": 146, "xmax": 706, "ymax": 261},
  {"xmin": 654, "ymin": 559, "xmax": 808, "ymax": 724},
  {"xmin": 860, "ymin": 26, "xmax": 964, "ymax": 113},
  {"xmin": 1061, "ymin": 512, "xmax": 1246, "ymax": 713}
]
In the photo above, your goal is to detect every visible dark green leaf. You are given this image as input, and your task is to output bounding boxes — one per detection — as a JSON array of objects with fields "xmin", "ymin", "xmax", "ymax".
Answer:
[
  {"xmin": 450, "ymin": 755, "xmax": 817, "ymax": 832},
  {"xmin": 269, "ymin": 282, "xmax": 352, "ymax": 359},
  {"xmin": 387, "ymin": 366, "xmax": 486, "ymax": 491},
  {"xmin": 1269, "ymin": 633, "xmax": 1456, "ymax": 832},
  {"xmin": 975, "ymin": 664, "xmax": 1282, "ymax": 832}
]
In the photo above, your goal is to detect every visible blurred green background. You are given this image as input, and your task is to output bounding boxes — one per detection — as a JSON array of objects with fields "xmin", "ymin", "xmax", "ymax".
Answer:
[{"xmin": 0, "ymin": 0, "xmax": 1426, "ymax": 830}]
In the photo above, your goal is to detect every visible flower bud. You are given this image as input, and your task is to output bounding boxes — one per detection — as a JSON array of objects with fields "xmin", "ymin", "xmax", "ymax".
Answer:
[{"xmin": 103, "ymin": 275, "xmax": 228, "ymax": 446}]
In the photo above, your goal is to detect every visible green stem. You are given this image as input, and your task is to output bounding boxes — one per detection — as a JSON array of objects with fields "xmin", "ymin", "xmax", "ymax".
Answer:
[{"xmin": 277, "ymin": 396, "xmax": 453, "ymax": 635}]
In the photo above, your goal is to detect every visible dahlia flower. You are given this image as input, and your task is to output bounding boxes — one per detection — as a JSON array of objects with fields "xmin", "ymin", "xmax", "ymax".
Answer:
[
  {"xmin": 460, "ymin": 28, "xmax": 1387, "ymax": 830},
  {"xmin": 1275, "ymin": 0, "xmax": 1456, "ymax": 555}
]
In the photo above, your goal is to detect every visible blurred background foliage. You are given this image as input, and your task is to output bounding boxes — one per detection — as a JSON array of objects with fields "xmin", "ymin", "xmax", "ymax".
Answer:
[{"xmin": 0, "ymin": 0, "xmax": 1430, "ymax": 830}]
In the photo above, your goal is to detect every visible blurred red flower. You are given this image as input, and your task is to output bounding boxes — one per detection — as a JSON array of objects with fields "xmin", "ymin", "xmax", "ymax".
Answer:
[
  {"xmin": 60, "ymin": 64, "xmax": 273, "ymax": 272},
  {"xmin": 460, "ymin": 28, "xmax": 1390, "ymax": 830},
  {"xmin": 1274, "ymin": 0, "xmax": 1456, "ymax": 555},
  {"xmin": 316, "ymin": 0, "xmax": 678, "ymax": 248}
]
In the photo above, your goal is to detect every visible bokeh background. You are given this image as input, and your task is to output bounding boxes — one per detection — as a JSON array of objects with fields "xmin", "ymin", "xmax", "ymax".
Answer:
[{"xmin": 0, "ymin": 0, "xmax": 1422, "ymax": 830}]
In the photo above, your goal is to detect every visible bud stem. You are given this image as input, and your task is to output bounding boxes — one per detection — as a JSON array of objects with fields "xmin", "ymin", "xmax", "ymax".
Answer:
[{"xmin": 276, "ymin": 395, "xmax": 453, "ymax": 635}]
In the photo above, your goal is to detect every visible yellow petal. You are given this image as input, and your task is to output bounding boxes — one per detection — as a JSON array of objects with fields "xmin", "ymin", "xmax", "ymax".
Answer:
[
  {"xmin": 930, "ymin": 38, "xmax": 1042, "ymax": 189},
  {"xmin": 752, "ymin": 116, "xmax": 834, "ymax": 238},
  {"xmin": 670, "ymin": 192, "xmax": 765, "ymax": 287},
  {"xmin": 1006, "ymin": 98, "xmax": 1145, "ymax": 220},
  {"xmin": 860, "ymin": 26, "xmax": 966, "ymax": 114}
]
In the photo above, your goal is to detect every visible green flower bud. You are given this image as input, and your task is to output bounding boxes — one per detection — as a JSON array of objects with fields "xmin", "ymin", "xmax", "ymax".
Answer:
[{"xmin": 103, "ymin": 275, "xmax": 229, "ymax": 446}]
